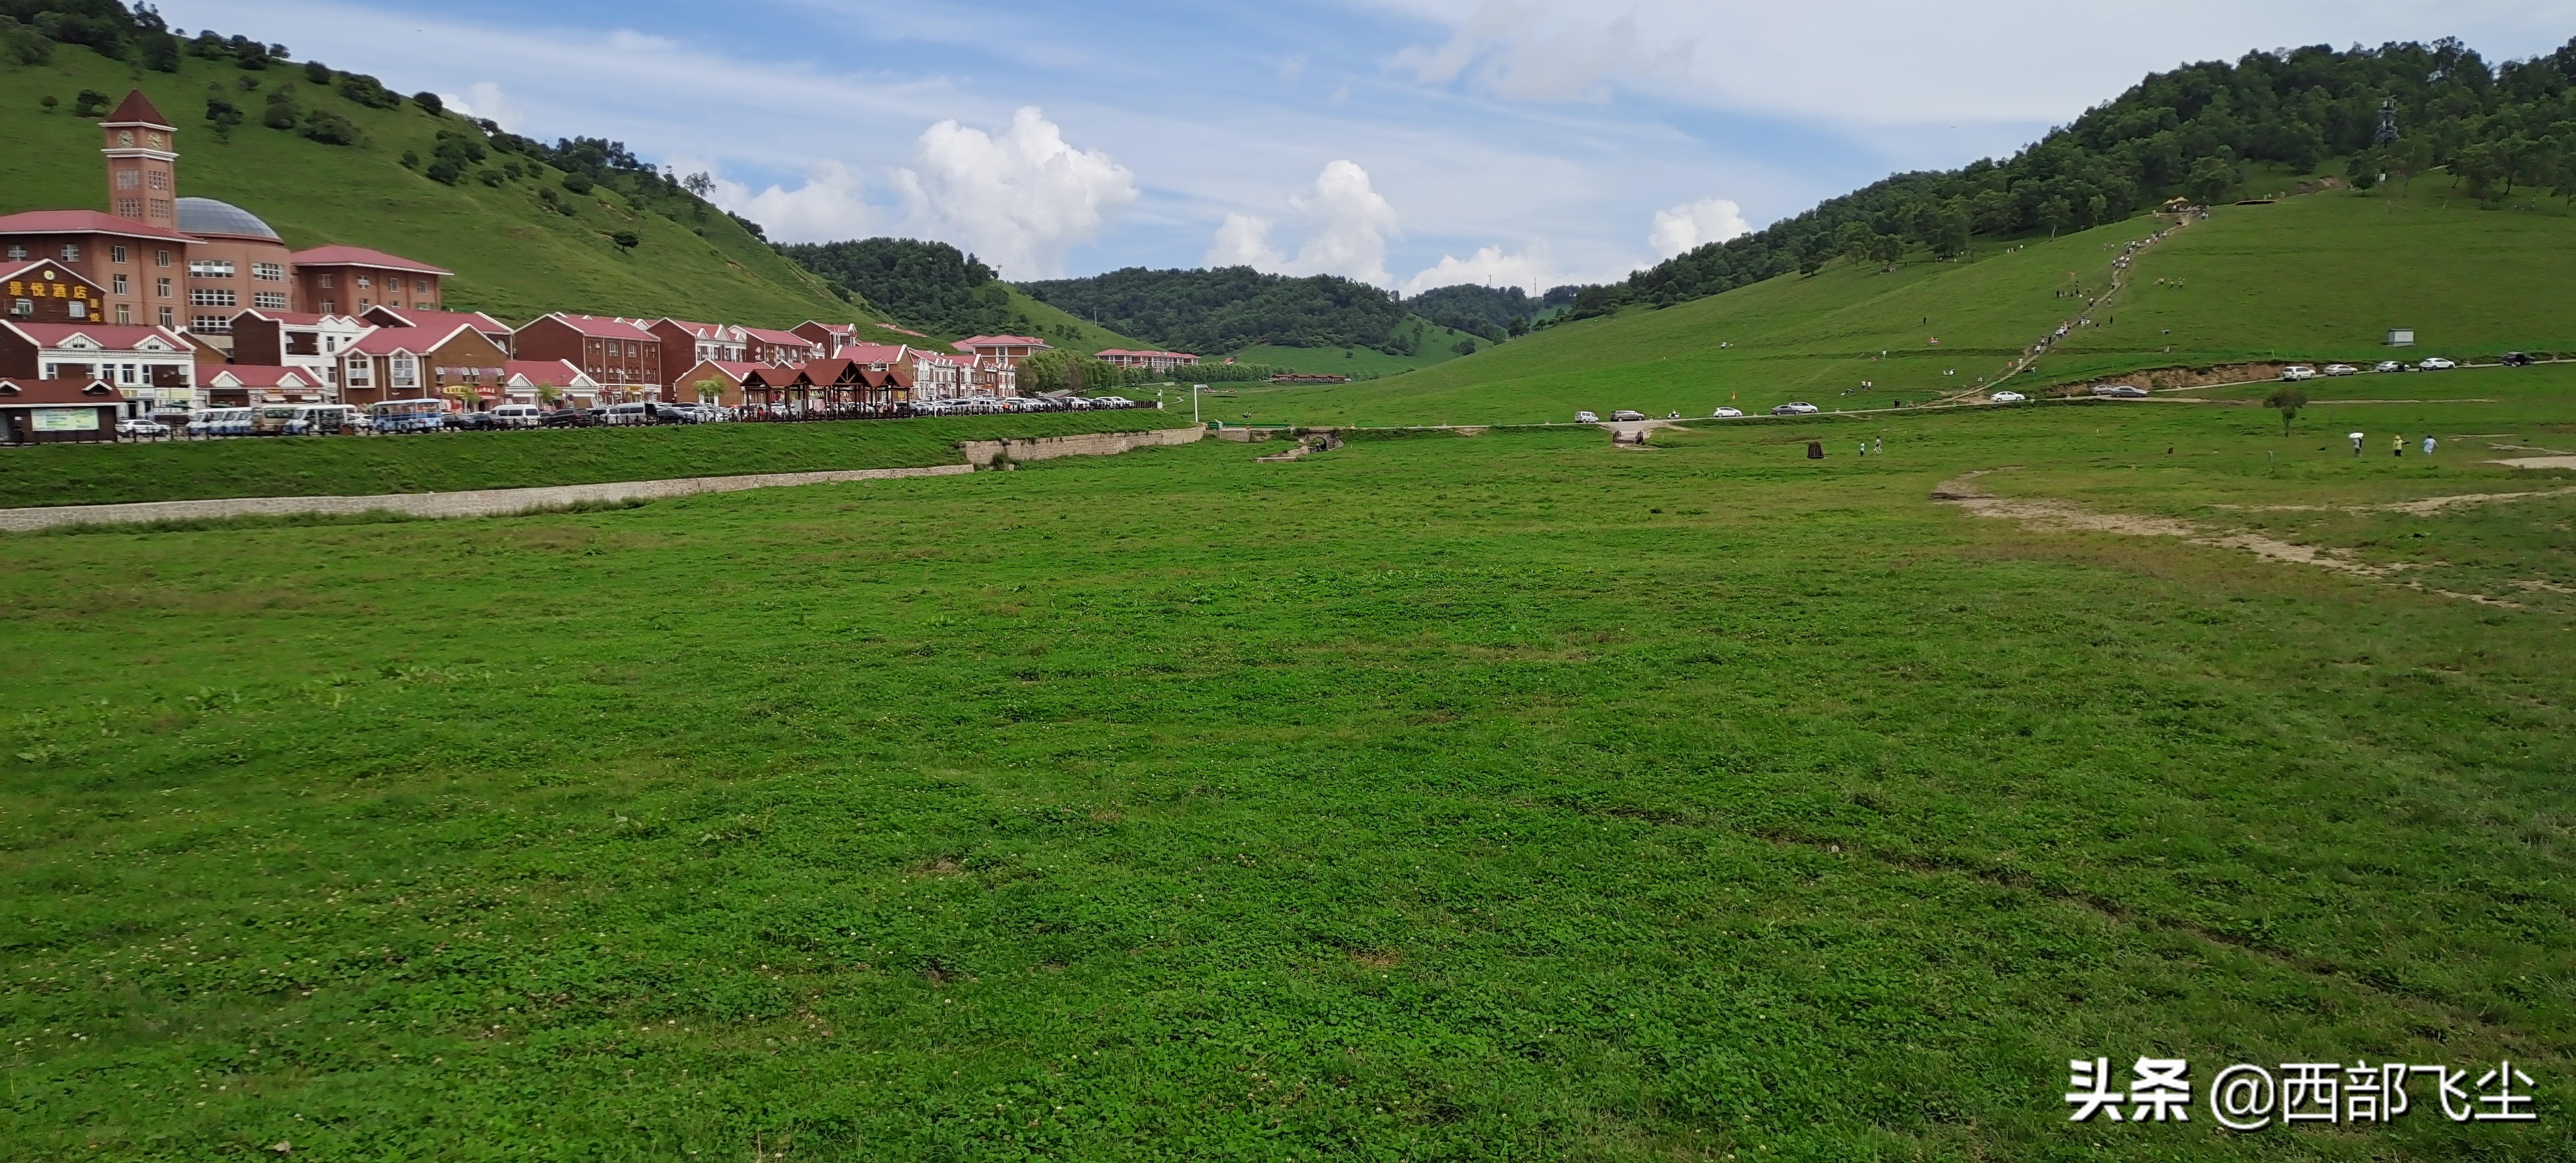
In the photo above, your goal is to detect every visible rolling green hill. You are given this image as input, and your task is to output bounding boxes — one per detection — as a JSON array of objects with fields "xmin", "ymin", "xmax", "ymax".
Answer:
[
  {"xmin": 1229, "ymin": 185, "xmax": 2576, "ymax": 427},
  {"xmin": 0, "ymin": 46, "xmax": 872, "ymax": 327}
]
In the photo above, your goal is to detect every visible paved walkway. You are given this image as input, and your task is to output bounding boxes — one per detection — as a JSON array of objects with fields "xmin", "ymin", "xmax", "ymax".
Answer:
[{"xmin": 0, "ymin": 464, "xmax": 974, "ymax": 532}]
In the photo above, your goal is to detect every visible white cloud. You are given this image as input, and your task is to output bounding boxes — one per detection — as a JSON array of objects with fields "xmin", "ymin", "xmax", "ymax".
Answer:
[
  {"xmin": 1649, "ymin": 197, "xmax": 1750, "ymax": 258},
  {"xmin": 697, "ymin": 159, "xmax": 881, "ymax": 245},
  {"xmin": 437, "ymin": 82, "xmax": 523, "ymax": 132},
  {"xmin": 891, "ymin": 107, "xmax": 1139, "ymax": 279},
  {"xmin": 1206, "ymin": 212, "xmax": 1286, "ymax": 268},
  {"xmin": 1400, "ymin": 244, "xmax": 1554, "ymax": 296},
  {"xmin": 1286, "ymin": 160, "xmax": 1400, "ymax": 285}
]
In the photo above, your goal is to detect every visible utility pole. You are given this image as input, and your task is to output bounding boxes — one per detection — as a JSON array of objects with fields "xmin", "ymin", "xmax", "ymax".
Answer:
[{"xmin": 1192, "ymin": 384, "xmax": 1204, "ymax": 425}]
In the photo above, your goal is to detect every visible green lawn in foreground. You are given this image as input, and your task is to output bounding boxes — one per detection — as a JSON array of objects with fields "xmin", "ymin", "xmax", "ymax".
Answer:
[
  {"xmin": 1235, "ymin": 186, "xmax": 2576, "ymax": 429},
  {"xmin": 0, "ymin": 411, "xmax": 1192, "ymax": 509},
  {"xmin": 2, "ymin": 367, "xmax": 2571, "ymax": 1160}
]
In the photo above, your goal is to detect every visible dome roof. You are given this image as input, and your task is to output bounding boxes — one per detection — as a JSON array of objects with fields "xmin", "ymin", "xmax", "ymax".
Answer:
[{"xmin": 174, "ymin": 197, "xmax": 280, "ymax": 241}]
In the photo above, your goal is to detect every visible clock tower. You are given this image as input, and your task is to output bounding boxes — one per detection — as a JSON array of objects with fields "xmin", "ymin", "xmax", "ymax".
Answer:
[{"xmin": 98, "ymin": 91, "xmax": 178, "ymax": 228}]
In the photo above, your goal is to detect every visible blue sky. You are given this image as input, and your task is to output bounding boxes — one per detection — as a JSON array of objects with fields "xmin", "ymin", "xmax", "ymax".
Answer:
[{"xmin": 160, "ymin": 0, "xmax": 2576, "ymax": 290}]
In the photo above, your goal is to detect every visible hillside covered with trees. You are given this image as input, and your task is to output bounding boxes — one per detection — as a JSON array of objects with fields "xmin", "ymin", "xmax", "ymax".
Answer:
[
  {"xmin": 1018, "ymin": 267, "xmax": 1438, "ymax": 355},
  {"xmin": 1576, "ymin": 36, "xmax": 2576, "ymax": 319}
]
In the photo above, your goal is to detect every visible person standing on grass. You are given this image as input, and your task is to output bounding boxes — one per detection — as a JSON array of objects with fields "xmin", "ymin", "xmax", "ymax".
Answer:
[
  {"xmin": 2423, "ymin": 435, "xmax": 2437, "ymax": 457},
  {"xmin": 2393, "ymin": 433, "xmax": 2406, "ymax": 457},
  {"xmin": 2351, "ymin": 432, "xmax": 2366, "ymax": 457}
]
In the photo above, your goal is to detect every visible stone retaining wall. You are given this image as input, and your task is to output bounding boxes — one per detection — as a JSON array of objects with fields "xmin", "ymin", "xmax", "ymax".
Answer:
[{"xmin": 959, "ymin": 424, "xmax": 1204, "ymax": 466}]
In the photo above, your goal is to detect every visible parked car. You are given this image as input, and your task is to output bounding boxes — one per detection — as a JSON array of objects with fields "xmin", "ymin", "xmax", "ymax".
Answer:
[
  {"xmin": 2373, "ymin": 360, "xmax": 2408, "ymax": 373},
  {"xmin": 116, "ymin": 417, "xmax": 169, "ymax": 437},
  {"xmin": 489, "ymin": 403, "xmax": 544, "ymax": 428},
  {"xmin": 2322, "ymin": 364, "xmax": 2359, "ymax": 376},
  {"xmin": 1612, "ymin": 409, "xmax": 1647, "ymax": 421},
  {"xmin": 2280, "ymin": 365, "xmax": 2318, "ymax": 381},
  {"xmin": 1989, "ymin": 390, "xmax": 2026, "ymax": 403},
  {"xmin": 1575, "ymin": 410, "xmax": 1600, "ymax": 423},
  {"xmin": 1770, "ymin": 401, "xmax": 1820, "ymax": 415},
  {"xmin": 2093, "ymin": 384, "xmax": 2149, "ymax": 398},
  {"xmin": 2417, "ymin": 357, "xmax": 2456, "ymax": 370},
  {"xmin": 2502, "ymin": 351, "xmax": 2537, "ymax": 366},
  {"xmin": 1710, "ymin": 406, "xmax": 1743, "ymax": 418},
  {"xmin": 538, "ymin": 408, "xmax": 592, "ymax": 428}
]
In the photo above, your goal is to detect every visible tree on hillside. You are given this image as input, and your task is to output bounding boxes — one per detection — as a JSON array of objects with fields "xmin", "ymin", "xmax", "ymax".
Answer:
[{"xmin": 2265, "ymin": 384, "xmax": 2309, "ymax": 436}]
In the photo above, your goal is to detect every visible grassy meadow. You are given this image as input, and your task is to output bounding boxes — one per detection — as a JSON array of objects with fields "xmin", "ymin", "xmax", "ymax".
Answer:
[
  {"xmin": 0, "ymin": 50, "xmax": 859, "ymax": 327},
  {"xmin": 2, "ymin": 364, "xmax": 2572, "ymax": 1160},
  {"xmin": 0, "ymin": 412, "xmax": 1194, "ymax": 509},
  {"xmin": 1228, "ymin": 185, "xmax": 2576, "ymax": 428}
]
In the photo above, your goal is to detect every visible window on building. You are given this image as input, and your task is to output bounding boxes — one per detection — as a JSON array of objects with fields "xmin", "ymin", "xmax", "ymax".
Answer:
[
  {"xmin": 4, "ymin": 245, "xmax": 22, "ymax": 261},
  {"xmin": 345, "ymin": 360, "xmax": 370, "ymax": 386},
  {"xmin": 148, "ymin": 198, "xmax": 170, "ymax": 219},
  {"xmin": 253, "ymin": 262, "xmax": 284, "ymax": 281},
  {"xmin": 188, "ymin": 259, "xmax": 235, "ymax": 278},
  {"xmin": 111, "ymin": 246, "xmax": 127, "ymax": 264},
  {"xmin": 414, "ymin": 301, "xmax": 432, "ymax": 309},
  {"xmin": 10, "ymin": 299, "xmax": 30, "ymax": 318},
  {"xmin": 111, "ymin": 275, "xmax": 128, "ymax": 295},
  {"xmin": 61, "ymin": 244, "xmax": 80, "ymax": 262},
  {"xmin": 189, "ymin": 289, "xmax": 236, "ymax": 307},
  {"xmin": 69, "ymin": 299, "xmax": 87, "ymax": 320},
  {"xmin": 317, "ymin": 273, "xmax": 334, "ymax": 288},
  {"xmin": 157, "ymin": 306, "xmax": 173, "ymax": 327},
  {"xmin": 115, "ymin": 170, "xmax": 139, "ymax": 190},
  {"xmin": 192, "ymin": 314, "xmax": 232, "ymax": 333},
  {"xmin": 146, "ymin": 171, "xmax": 167, "ymax": 191},
  {"xmin": 356, "ymin": 274, "xmax": 372, "ymax": 289},
  {"xmin": 154, "ymin": 277, "xmax": 172, "ymax": 298},
  {"xmin": 319, "ymin": 299, "xmax": 335, "ymax": 313},
  {"xmin": 113, "ymin": 304, "xmax": 130, "ymax": 325},
  {"xmin": 390, "ymin": 355, "xmax": 416, "ymax": 389},
  {"xmin": 254, "ymin": 292, "xmax": 288, "ymax": 310},
  {"xmin": 154, "ymin": 249, "xmax": 172, "ymax": 267}
]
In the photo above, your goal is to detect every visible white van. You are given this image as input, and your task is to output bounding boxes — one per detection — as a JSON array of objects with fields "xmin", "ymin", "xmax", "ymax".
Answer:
[
  {"xmin": 604, "ymin": 402, "xmax": 655, "ymax": 426},
  {"xmin": 489, "ymin": 403, "xmax": 544, "ymax": 428},
  {"xmin": 1575, "ymin": 410, "xmax": 1600, "ymax": 423}
]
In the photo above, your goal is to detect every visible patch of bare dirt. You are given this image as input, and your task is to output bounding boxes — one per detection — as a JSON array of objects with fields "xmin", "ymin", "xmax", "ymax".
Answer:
[
  {"xmin": 2490, "ymin": 456, "xmax": 2576, "ymax": 471},
  {"xmin": 1931, "ymin": 471, "xmax": 2424, "ymax": 584}
]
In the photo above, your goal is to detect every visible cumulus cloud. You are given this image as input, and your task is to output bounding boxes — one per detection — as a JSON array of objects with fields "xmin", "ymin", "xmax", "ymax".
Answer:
[
  {"xmin": 1208, "ymin": 159, "xmax": 1401, "ymax": 286},
  {"xmin": 1649, "ymin": 197, "xmax": 1750, "ymax": 258},
  {"xmin": 437, "ymin": 82, "xmax": 523, "ymax": 131},
  {"xmin": 697, "ymin": 159, "xmax": 881, "ymax": 245},
  {"xmin": 1206, "ymin": 212, "xmax": 1286, "ymax": 268},
  {"xmin": 891, "ymin": 107, "xmax": 1138, "ymax": 279},
  {"xmin": 1400, "ymin": 244, "xmax": 1557, "ymax": 296}
]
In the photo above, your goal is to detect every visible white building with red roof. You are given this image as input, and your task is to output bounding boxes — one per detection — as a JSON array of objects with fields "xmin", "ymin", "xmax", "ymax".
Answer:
[
  {"xmin": 953, "ymin": 334, "xmax": 1049, "ymax": 367},
  {"xmin": 500, "ymin": 360, "xmax": 602, "ymax": 406},
  {"xmin": 1096, "ymin": 348, "xmax": 1200, "ymax": 372},
  {"xmin": 201, "ymin": 363, "xmax": 330, "ymax": 405},
  {"xmin": 0, "ymin": 319, "xmax": 197, "ymax": 414}
]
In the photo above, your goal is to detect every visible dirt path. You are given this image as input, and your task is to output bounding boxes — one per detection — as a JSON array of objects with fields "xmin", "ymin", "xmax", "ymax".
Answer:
[
  {"xmin": 1599, "ymin": 418, "xmax": 1689, "ymax": 447},
  {"xmin": 1960, "ymin": 211, "xmax": 2196, "ymax": 400}
]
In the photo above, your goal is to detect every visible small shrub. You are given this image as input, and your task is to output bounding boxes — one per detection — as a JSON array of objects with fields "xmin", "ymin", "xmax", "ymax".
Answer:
[
  {"xmin": 302, "ymin": 110, "xmax": 363, "ymax": 146},
  {"xmin": 610, "ymin": 230, "xmax": 639, "ymax": 249},
  {"xmin": 399, "ymin": 149, "xmax": 420, "ymax": 169},
  {"xmin": 204, "ymin": 97, "xmax": 243, "ymax": 141},
  {"xmin": 479, "ymin": 169, "xmax": 506, "ymax": 187},
  {"xmin": 562, "ymin": 173, "xmax": 594, "ymax": 195},
  {"xmin": 302, "ymin": 60, "xmax": 332, "ymax": 84},
  {"xmin": 71, "ymin": 89, "xmax": 111, "ymax": 117},
  {"xmin": 261, "ymin": 93, "xmax": 298, "ymax": 131},
  {"xmin": 335, "ymin": 72, "xmax": 400, "ymax": 110},
  {"xmin": 412, "ymin": 91, "xmax": 443, "ymax": 116},
  {"xmin": 37, "ymin": 94, "xmax": 58, "ymax": 112},
  {"xmin": 424, "ymin": 159, "xmax": 463, "ymax": 185}
]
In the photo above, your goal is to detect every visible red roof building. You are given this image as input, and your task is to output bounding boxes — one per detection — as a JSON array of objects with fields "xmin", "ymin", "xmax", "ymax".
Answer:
[
  {"xmin": 740, "ymin": 325, "xmax": 823, "ymax": 366},
  {"xmin": 512, "ymin": 313, "xmax": 662, "ymax": 397},
  {"xmin": 500, "ymin": 359, "xmax": 601, "ymax": 405},
  {"xmin": 1096, "ymin": 348, "xmax": 1200, "ymax": 371},
  {"xmin": 645, "ymin": 319, "xmax": 746, "ymax": 389},
  {"xmin": 953, "ymin": 334, "xmax": 1049, "ymax": 367},
  {"xmin": 338, "ymin": 322, "xmax": 510, "ymax": 407},
  {"xmin": 0, "ymin": 376, "xmax": 124, "ymax": 444},
  {"xmin": 291, "ymin": 245, "xmax": 451, "ymax": 315},
  {"xmin": 0, "ymin": 319, "xmax": 197, "ymax": 414}
]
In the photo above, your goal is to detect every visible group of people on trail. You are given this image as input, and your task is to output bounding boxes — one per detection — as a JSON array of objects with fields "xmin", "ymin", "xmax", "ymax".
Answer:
[{"xmin": 2351, "ymin": 432, "xmax": 2438, "ymax": 457}]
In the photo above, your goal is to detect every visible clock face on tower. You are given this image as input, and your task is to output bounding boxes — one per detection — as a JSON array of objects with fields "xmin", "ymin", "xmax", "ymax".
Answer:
[
  {"xmin": 146, "ymin": 132, "xmax": 164, "ymax": 148},
  {"xmin": 117, "ymin": 130, "xmax": 134, "ymax": 146}
]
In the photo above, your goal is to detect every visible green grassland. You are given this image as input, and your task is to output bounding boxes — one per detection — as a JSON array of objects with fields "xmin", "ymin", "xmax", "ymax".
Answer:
[
  {"xmin": 0, "ymin": 411, "xmax": 1194, "ymax": 509},
  {"xmin": 1228, "ymin": 321, "xmax": 1490, "ymax": 377},
  {"xmin": 0, "ymin": 49, "xmax": 866, "ymax": 327},
  {"xmin": 2, "ymin": 365, "xmax": 2572, "ymax": 1160},
  {"xmin": 1229, "ymin": 185, "xmax": 2576, "ymax": 428}
]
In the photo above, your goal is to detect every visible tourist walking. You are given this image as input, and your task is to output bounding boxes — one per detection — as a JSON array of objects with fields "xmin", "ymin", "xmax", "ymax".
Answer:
[
  {"xmin": 2423, "ymin": 435, "xmax": 2437, "ymax": 457},
  {"xmin": 2350, "ymin": 432, "xmax": 2365, "ymax": 457}
]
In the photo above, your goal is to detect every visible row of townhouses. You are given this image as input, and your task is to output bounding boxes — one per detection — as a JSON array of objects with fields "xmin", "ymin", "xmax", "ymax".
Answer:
[{"xmin": 1, "ymin": 91, "xmax": 1197, "ymax": 437}]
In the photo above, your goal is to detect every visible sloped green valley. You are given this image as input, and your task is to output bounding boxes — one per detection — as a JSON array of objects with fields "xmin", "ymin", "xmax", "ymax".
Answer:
[{"xmin": 0, "ymin": 49, "xmax": 866, "ymax": 326}]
